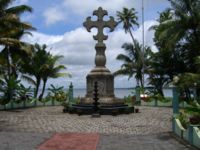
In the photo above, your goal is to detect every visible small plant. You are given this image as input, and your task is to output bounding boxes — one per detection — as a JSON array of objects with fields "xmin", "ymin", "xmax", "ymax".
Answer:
[
  {"xmin": 177, "ymin": 112, "xmax": 189, "ymax": 129},
  {"xmin": 15, "ymin": 84, "xmax": 33, "ymax": 103},
  {"xmin": 46, "ymin": 84, "xmax": 68, "ymax": 103},
  {"xmin": 0, "ymin": 76, "xmax": 20, "ymax": 105},
  {"xmin": 124, "ymin": 95, "xmax": 134, "ymax": 107}
]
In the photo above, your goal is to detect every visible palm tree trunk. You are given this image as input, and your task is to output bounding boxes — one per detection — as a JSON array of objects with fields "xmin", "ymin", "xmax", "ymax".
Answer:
[
  {"xmin": 129, "ymin": 27, "xmax": 145, "ymax": 88},
  {"xmin": 6, "ymin": 46, "xmax": 11, "ymax": 79},
  {"xmin": 5, "ymin": 46, "xmax": 12, "ymax": 101},
  {"xmin": 128, "ymin": 28, "xmax": 135, "ymax": 43},
  {"xmin": 140, "ymin": 79, "xmax": 143, "ymax": 88},
  {"xmin": 34, "ymin": 77, "xmax": 40, "ymax": 98},
  {"xmin": 39, "ymin": 79, "xmax": 47, "ymax": 101}
]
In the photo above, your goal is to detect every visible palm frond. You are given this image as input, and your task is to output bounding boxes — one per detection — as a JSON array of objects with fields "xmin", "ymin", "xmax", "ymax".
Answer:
[{"xmin": 21, "ymin": 75, "xmax": 36, "ymax": 86}]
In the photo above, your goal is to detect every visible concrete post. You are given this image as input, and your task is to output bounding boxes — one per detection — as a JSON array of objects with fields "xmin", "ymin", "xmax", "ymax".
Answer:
[
  {"xmin": 172, "ymin": 86, "xmax": 179, "ymax": 114},
  {"xmin": 188, "ymin": 125, "xmax": 194, "ymax": 144},
  {"xmin": 68, "ymin": 82, "xmax": 74, "ymax": 103}
]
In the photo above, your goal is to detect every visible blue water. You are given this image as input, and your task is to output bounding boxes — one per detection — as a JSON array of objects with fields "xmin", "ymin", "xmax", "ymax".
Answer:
[
  {"xmin": 73, "ymin": 88, "xmax": 173, "ymax": 98},
  {"xmin": 43, "ymin": 88, "xmax": 173, "ymax": 98}
]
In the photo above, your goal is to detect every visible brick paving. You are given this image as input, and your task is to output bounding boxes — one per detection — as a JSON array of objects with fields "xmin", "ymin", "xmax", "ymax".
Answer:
[
  {"xmin": 0, "ymin": 106, "xmax": 172, "ymax": 135},
  {"xmin": 0, "ymin": 106, "xmax": 197, "ymax": 150}
]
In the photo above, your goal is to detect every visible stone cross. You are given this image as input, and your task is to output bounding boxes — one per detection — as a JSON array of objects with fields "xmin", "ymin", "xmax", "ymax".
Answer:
[{"xmin": 83, "ymin": 7, "xmax": 117, "ymax": 43}]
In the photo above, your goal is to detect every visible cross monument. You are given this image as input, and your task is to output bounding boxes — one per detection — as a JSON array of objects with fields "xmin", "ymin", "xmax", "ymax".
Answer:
[{"xmin": 82, "ymin": 7, "xmax": 121, "ymax": 104}]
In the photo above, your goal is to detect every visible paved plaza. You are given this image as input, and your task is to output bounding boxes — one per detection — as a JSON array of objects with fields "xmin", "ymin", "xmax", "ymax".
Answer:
[{"xmin": 0, "ymin": 106, "xmax": 197, "ymax": 150}]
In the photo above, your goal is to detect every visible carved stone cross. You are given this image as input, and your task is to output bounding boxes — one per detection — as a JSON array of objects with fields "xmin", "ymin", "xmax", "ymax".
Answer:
[{"xmin": 83, "ymin": 7, "xmax": 117, "ymax": 43}]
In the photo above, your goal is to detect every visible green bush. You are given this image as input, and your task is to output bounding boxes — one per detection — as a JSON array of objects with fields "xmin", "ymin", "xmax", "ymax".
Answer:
[
  {"xmin": 46, "ymin": 84, "xmax": 68, "ymax": 103},
  {"xmin": 124, "ymin": 95, "xmax": 133, "ymax": 107}
]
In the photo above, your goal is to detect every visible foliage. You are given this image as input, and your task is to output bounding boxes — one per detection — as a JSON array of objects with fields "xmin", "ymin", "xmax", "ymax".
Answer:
[
  {"xmin": 0, "ymin": 75, "xmax": 20, "ymax": 104},
  {"xmin": 124, "ymin": 95, "xmax": 133, "ymax": 107},
  {"xmin": 114, "ymin": 40, "xmax": 151, "ymax": 87},
  {"xmin": 21, "ymin": 43, "xmax": 71, "ymax": 100},
  {"xmin": 46, "ymin": 84, "xmax": 68, "ymax": 103},
  {"xmin": 15, "ymin": 84, "xmax": 33, "ymax": 103},
  {"xmin": 116, "ymin": 7, "xmax": 146, "ymax": 87},
  {"xmin": 0, "ymin": 0, "xmax": 34, "ymax": 46},
  {"xmin": 176, "ymin": 112, "xmax": 189, "ymax": 129},
  {"xmin": 39, "ymin": 54, "xmax": 70, "ymax": 100},
  {"xmin": 177, "ymin": 104, "xmax": 200, "ymax": 127}
]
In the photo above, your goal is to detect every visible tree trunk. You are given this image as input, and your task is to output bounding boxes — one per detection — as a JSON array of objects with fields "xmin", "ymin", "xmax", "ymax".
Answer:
[
  {"xmin": 34, "ymin": 77, "xmax": 41, "ymax": 98},
  {"xmin": 6, "ymin": 46, "xmax": 11, "ymax": 79},
  {"xmin": 39, "ymin": 79, "xmax": 47, "ymax": 101},
  {"xmin": 128, "ymin": 28, "xmax": 145, "ymax": 88}
]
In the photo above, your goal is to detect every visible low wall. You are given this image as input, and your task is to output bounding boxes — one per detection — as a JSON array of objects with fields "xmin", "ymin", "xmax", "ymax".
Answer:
[
  {"xmin": 140, "ymin": 99, "xmax": 172, "ymax": 107},
  {"xmin": 0, "ymin": 99, "xmax": 62, "ymax": 110},
  {"xmin": 173, "ymin": 118, "xmax": 200, "ymax": 149}
]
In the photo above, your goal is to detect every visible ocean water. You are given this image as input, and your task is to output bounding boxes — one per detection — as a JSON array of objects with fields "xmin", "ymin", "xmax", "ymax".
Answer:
[
  {"xmin": 43, "ymin": 88, "xmax": 173, "ymax": 98},
  {"xmin": 73, "ymin": 88, "xmax": 173, "ymax": 98}
]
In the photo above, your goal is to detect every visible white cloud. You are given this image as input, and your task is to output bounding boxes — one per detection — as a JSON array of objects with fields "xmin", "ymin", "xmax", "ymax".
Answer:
[
  {"xmin": 22, "ymin": 32, "xmax": 63, "ymax": 45},
  {"xmin": 42, "ymin": 0, "xmax": 169, "ymax": 26},
  {"xmin": 22, "ymin": 20, "xmax": 157, "ymax": 88},
  {"xmin": 63, "ymin": 0, "xmax": 133, "ymax": 15},
  {"xmin": 43, "ymin": 7, "xmax": 67, "ymax": 26}
]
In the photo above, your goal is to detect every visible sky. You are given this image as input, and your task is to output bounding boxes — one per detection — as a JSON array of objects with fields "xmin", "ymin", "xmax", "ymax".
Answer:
[{"xmin": 12, "ymin": 0, "xmax": 170, "ymax": 89}]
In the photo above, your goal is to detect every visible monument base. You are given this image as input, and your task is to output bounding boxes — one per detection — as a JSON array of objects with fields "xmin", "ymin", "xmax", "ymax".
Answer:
[
  {"xmin": 80, "ymin": 96, "xmax": 123, "ymax": 105},
  {"xmin": 80, "ymin": 66, "xmax": 124, "ymax": 105}
]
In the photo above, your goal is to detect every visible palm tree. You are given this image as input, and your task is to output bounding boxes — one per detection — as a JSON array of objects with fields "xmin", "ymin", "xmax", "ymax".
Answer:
[
  {"xmin": 39, "ymin": 55, "xmax": 71, "ymax": 100},
  {"xmin": 21, "ymin": 43, "xmax": 50, "ymax": 98},
  {"xmin": 155, "ymin": 0, "xmax": 200, "ymax": 49},
  {"xmin": 0, "ymin": 0, "xmax": 34, "ymax": 46},
  {"xmin": 116, "ymin": 7, "xmax": 147, "ymax": 86},
  {"xmin": 0, "ymin": 0, "xmax": 34, "ymax": 103},
  {"xmin": 0, "ymin": 0, "xmax": 34, "ymax": 80},
  {"xmin": 114, "ymin": 39, "xmax": 150, "ymax": 87},
  {"xmin": 116, "ymin": 7, "xmax": 138, "ymax": 43}
]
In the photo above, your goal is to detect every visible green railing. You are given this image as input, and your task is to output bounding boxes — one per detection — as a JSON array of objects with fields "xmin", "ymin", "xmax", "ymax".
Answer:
[{"xmin": 0, "ymin": 99, "xmax": 63, "ymax": 110}]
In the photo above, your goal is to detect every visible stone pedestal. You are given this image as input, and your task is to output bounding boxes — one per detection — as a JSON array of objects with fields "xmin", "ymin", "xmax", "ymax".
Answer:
[{"xmin": 82, "ymin": 67, "xmax": 117, "ymax": 104}]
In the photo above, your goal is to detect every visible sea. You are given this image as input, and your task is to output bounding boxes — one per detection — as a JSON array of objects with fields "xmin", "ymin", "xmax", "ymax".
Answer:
[{"xmin": 46, "ymin": 88, "xmax": 173, "ymax": 98}]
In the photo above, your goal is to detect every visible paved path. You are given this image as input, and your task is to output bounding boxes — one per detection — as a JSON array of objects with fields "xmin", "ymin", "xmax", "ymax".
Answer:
[
  {"xmin": 0, "ymin": 106, "xmax": 171, "ymax": 134},
  {"xmin": 0, "ymin": 106, "xmax": 197, "ymax": 150}
]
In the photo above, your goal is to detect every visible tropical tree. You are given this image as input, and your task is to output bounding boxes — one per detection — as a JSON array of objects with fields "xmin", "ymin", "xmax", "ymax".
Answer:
[
  {"xmin": 116, "ymin": 7, "xmax": 138, "ymax": 42},
  {"xmin": 0, "ymin": 0, "xmax": 34, "ymax": 103},
  {"xmin": 116, "ymin": 7, "xmax": 147, "ymax": 86},
  {"xmin": 39, "ymin": 55, "xmax": 71, "ymax": 100},
  {"xmin": 149, "ymin": 0, "xmax": 200, "ymax": 98},
  {"xmin": 21, "ymin": 43, "xmax": 50, "ymax": 98},
  {"xmin": 155, "ymin": 0, "xmax": 200, "ymax": 48},
  {"xmin": 114, "ymin": 39, "xmax": 150, "ymax": 87},
  {"xmin": 0, "ymin": 0, "xmax": 34, "ymax": 46},
  {"xmin": 154, "ymin": 0, "xmax": 200, "ymax": 71}
]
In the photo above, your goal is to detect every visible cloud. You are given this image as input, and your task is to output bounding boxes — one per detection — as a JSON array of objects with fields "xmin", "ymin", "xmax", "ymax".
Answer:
[
  {"xmin": 22, "ymin": 20, "xmax": 157, "ymax": 88},
  {"xmin": 63, "ymin": 0, "xmax": 133, "ymax": 15},
  {"xmin": 41, "ymin": 0, "xmax": 169, "ymax": 26},
  {"xmin": 43, "ymin": 7, "xmax": 67, "ymax": 26},
  {"xmin": 22, "ymin": 32, "xmax": 63, "ymax": 45}
]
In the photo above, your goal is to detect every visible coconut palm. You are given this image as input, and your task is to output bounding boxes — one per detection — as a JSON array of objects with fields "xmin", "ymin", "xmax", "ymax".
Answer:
[
  {"xmin": 0, "ymin": 0, "xmax": 34, "ymax": 80},
  {"xmin": 116, "ymin": 7, "xmax": 147, "ymax": 86},
  {"xmin": 21, "ymin": 43, "xmax": 50, "ymax": 98},
  {"xmin": 155, "ymin": 0, "xmax": 200, "ymax": 49},
  {"xmin": 114, "ymin": 39, "xmax": 150, "ymax": 87},
  {"xmin": 0, "ymin": 0, "xmax": 34, "ymax": 103},
  {"xmin": 0, "ymin": 0, "xmax": 34, "ymax": 46},
  {"xmin": 39, "ymin": 55, "xmax": 71, "ymax": 100},
  {"xmin": 116, "ymin": 7, "xmax": 138, "ymax": 42}
]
